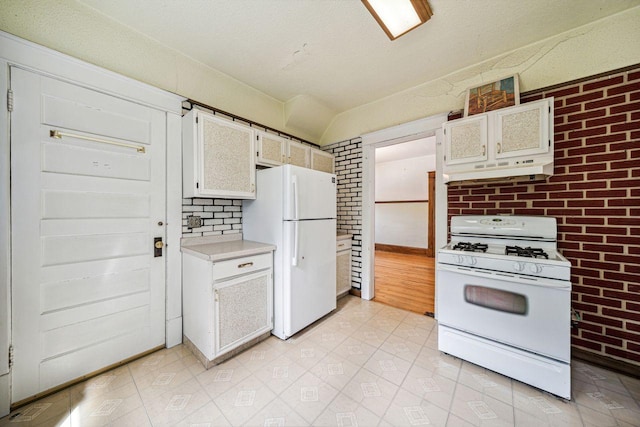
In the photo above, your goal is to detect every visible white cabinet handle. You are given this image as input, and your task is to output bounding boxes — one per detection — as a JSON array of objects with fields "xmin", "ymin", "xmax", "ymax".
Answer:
[
  {"xmin": 238, "ymin": 262, "xmax": 253, "ymax": 269},
  {"xmin": 292, "ymin": 175, "xmax": 299, "ymax": 220},
  {"xmin": 497, "ymin": 142, "xmax": 502, "ymax": 154},
  {"xmin": 292, "ymin": 221, "xmax": 299, "ymax": 267}
]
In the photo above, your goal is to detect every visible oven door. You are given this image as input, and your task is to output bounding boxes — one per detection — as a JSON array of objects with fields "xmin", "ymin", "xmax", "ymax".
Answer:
[{"xmin": 436, "ymin": 264, "xmax": 570, "ymax": 362}]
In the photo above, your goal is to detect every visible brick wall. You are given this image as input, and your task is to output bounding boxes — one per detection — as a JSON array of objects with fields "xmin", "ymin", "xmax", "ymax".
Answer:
[
  {"xmin": 447, "ymin": 66, "xmax": 640, "ymax": 366},
  {"xmin": 322, "ymin": 138, "xmax": 363, "ymax": 289}
]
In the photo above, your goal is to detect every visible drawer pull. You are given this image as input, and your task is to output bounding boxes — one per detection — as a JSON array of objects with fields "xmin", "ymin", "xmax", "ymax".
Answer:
[
  {"xmin": 338, "ymin": 243, "xmax": 346, "ymax": 248},
  {"xmin": 238, "ymin": 262, "xmax": 254, "ymax": 269}
]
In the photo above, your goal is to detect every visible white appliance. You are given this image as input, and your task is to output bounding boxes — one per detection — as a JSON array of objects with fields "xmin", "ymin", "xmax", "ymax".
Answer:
[
  {"xmin": 243, "ymin": 165, "xmax": 337, "ymax": 339},
  {"xmin": 436, "ymin": 215, "xmax": 572, "ymax": 399}
]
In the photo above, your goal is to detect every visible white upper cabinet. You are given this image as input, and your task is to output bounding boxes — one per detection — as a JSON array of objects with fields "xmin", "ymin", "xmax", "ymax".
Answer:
[
  {"xmin": 494, "ymin": 100, "xmax": 550, "ymax": 159},
  {"xmin": 256, "ymin": 132, "xmax": 286, "ymax": 167},
  {"xmin": 287, "ymin": 140, "xmax": 310, "ymax": 168},
  {"xmin": 256, "ymin": 131, "xmax": 335, "ymax": 173},
  {"xmin": 310, "ymin": 148, "xmax": 335, "ymax": 174},
  {"xmin": 183, "ymin": 109, "xmax": 256, "ymax": 199},
  {"xmin": 443, "ymin": 115, "xmax": 488, "ymax": 166},
  {"xmin": 442, "ymin": 98, "xmax": 554, "ymax": 184}
]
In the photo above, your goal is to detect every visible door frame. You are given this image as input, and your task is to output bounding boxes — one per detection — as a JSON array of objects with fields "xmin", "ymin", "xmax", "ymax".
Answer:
[
  {"xmin": 360, "ymin": 113, "xmax": 447, "ymax": 305},
  {"xmin": 426, "ymin": 171, "xmax": 436, "ymax": 258},
  {"xmin": 0, "ymin": 31, "xmax": 184, "ymax": 416}
]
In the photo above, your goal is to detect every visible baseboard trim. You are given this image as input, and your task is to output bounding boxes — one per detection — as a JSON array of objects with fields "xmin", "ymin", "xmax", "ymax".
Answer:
[
  {"xmin": 375, "ymin": 243, "xmax": 427, "ymax": 256},
  {"xmin": 572, "ymin": 347, "xmax": 640, "ymax": 379},
  {"xmin": 10, "ymin": 344, "xmax": 165, "ymax": 410}
]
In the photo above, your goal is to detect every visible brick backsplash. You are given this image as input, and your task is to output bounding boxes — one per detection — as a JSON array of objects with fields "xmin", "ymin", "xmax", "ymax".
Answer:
[
  {"xmin": 182, "ymin": 198, "xmax": 243, "ymax": 237},
  {"xmin": 447, "ymin": 66, "xmax": 640, "ymax": 366},
  {"xmin": 322, "ymin": 138, "xmax": 363, "ymax": 289}
]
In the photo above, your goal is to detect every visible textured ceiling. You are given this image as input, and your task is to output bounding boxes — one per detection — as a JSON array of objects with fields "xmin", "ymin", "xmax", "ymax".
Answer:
[{"xmin": 78, "ymin": 0, "xmax": 639, "ymax": 115}]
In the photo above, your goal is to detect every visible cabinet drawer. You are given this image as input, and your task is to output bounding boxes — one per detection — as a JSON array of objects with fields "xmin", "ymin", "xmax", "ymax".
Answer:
[
  {"xmin": 336, "ymin": 239, "xmax": 352, "ymax": 252},
  {"xmin": 212, "ymin": 253, "xmax": 272, "ymax": 281}
]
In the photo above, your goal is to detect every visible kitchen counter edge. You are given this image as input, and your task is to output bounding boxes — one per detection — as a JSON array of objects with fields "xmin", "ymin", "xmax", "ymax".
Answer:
[{"xmin": 181, "ymin": 235, "xmax": 276, "ymax": 262}]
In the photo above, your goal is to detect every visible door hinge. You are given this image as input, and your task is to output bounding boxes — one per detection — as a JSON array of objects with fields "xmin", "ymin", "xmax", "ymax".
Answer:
[
  {"xmin": 8, "ymin": 345, "xmax": 14, "ymax": 369},
  {"xmin": 7, "ymin": 89, "xmax": 13, "ymax": 112},
  {"xmin": 214, "ymin": 289, "xmax": 219, "ymax": 302}
]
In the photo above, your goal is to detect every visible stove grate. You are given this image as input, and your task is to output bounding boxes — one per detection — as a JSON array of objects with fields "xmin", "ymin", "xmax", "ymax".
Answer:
[
  {"xmin": 453, "ymin": 242, "xmax": 488, "ymax": 252},
  {"xmin": 505, "ymin": 245, "xmax": 549, "ymax": 259}
]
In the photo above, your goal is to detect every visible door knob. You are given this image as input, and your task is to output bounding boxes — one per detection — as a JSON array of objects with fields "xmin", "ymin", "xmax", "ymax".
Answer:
[{"xmin": 153, "ymin": 237, "xmax": 163, "ymax": 257}]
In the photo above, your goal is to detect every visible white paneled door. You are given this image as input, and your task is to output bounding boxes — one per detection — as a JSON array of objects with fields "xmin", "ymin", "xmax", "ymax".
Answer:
[{"xmin": 10, "ymin": 67, "xmax": 167, "ymax": 403}]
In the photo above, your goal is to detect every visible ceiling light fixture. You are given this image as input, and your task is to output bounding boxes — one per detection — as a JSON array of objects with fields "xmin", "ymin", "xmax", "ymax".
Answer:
[{"xmin": 362, "ymin": 0, "xmax": 433, "ymax": 40}]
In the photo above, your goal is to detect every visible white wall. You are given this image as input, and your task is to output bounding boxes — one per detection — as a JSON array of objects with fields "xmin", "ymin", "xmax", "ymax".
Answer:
[
  {"xmin": 375, "ymin": 203, "xmax": 428, "ymax": 248},
  {"xmin": 374, "ymin": 154, "xmax": 435, "ymax": 248},
  {"xmin": 375, "ymin": 155, "xmax": 435, "ymax": 201}
]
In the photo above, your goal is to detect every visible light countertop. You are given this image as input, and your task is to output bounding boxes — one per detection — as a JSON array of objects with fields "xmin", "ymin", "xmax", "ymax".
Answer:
[
  {"xmin": 337, "ymin": 230, "xmax": 353, "ymax": 240},
  {"xmin": 181, "ymin": 234, "xmax": 275, "ymax": 262}
]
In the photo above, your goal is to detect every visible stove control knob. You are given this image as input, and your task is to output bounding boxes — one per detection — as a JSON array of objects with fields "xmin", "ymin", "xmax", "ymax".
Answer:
[
  {"xmin": 466, "ymin": 256, "xmax": 477, "ymax": 266},
  {"xmin": 456, "ymin": 255, "xmax": 464, "ymax": 263},
  {"xmin": 513, "ymin": 262, "xmax": 525, "ymax": 272},
  {"xmin": 529, "ymin": 264, "xmax": 543, "ymax": 274}
]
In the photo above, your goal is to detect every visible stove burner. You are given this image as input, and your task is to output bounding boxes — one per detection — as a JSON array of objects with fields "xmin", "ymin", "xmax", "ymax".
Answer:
[
  {"xmin": 453, "ymin": 242, "xmax": 488, "ymax": 252},
  {"xmin": 506, "ymin": 246, "xmax": 549, "ymax": 259}
]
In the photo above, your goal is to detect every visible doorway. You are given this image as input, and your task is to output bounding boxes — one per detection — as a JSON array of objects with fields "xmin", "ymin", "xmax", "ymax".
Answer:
[
  {"xmin": 360, "ymin": 113, "xmax": 448, "ymax": 314},
  {"xmin": 371, "ymin": 138, "xmax": 436, "ymax": 314}
]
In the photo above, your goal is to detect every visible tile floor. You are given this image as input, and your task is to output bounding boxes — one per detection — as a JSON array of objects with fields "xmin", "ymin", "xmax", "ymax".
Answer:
[{"xmin": 2, "ymin": 296, "xmax": 640, "ymax": 426}]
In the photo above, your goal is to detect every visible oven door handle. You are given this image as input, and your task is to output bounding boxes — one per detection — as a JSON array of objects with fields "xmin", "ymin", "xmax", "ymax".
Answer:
[{"xmin": 437, "ymin": 264, "xmax": 571, "ymax": 289}]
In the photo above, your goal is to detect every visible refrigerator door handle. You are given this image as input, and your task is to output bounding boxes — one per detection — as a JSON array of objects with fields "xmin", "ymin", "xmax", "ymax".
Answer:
[
  {"xmin": 292, "ymin": 175, "xmax": 299, "ymax": 220},
  {"xmin": 292, "ymin": 221, "xmax": 299, "ymax": 266}
]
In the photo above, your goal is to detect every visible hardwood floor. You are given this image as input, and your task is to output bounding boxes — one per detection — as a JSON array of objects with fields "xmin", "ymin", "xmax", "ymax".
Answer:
[{"xmin": 373, "ymin": 249, "xmax": 435, "ymax": 315}]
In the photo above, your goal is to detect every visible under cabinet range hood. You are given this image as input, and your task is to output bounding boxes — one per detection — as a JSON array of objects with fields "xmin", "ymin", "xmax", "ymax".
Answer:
[
  {"xmin": 443, "ymin": 158, "xmax": 554, "ymax": 185},
  {"xmin": 442, "ymin": 98, "xmax": 555, "ymax": 185}
]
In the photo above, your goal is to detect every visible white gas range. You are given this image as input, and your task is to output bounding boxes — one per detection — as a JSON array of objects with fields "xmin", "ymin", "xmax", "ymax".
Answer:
[{"xmin": 436, "ymin": 215, "xmax": 572, "ymax": 399}]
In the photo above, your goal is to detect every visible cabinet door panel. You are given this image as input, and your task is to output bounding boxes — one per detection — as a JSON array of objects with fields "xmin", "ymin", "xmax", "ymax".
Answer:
[
  {"xmin": 311, "ymin": 149, "xmax": 334, "ymax": 173},
  {"xmin": 444, "ymin": 115, "xmax": 488, "ymax": 165},
  {"xmin": 214, "ymin": 270, "xmax": 272, "ymax": 356},
  {"xmin": 288, "ymin": 140, "xmax": 310, "ymax": 168},
  {"xmin": 257, "ymin": 132, "xmax": 285, "ymax": 166},
  {"xmin": 336, "ymin": 250, "xmax": 351, "ymax": 297},
  {"xmin": 200, "ymin": 114, "xmax": 255, "ymax": 197},
  {"xmin": 495, "ymin": 100, "xmax": 550, "ymax": 159}
]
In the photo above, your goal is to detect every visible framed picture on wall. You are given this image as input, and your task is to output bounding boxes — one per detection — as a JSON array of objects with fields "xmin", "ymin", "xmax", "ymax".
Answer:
[{"xmin": 464, "ymin": 74, "xmax": 520, "ymax": 117}]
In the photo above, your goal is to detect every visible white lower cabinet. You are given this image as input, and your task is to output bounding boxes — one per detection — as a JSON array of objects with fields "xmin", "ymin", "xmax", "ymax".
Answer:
[
  {"xmin": 336, "ymin": 234, "xmax": 352, "ymax": 298},
  {"xmin": 183, "ymin": 251, "xmax": 273, "ymax": 365}
]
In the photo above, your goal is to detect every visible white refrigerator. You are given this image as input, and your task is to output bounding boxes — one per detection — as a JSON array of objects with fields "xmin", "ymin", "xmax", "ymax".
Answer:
[{"xmin": 243, "ymin": 165, "xmax": 337, "ymax": 339}]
